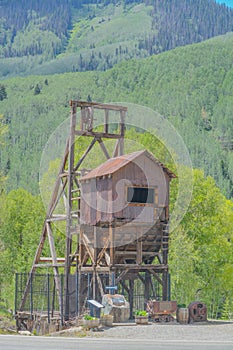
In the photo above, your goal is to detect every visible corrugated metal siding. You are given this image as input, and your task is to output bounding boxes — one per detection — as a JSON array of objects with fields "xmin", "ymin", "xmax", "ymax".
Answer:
[{"xmin": 79, "ymin": 150, "xmax": 176, "ymax": 181}]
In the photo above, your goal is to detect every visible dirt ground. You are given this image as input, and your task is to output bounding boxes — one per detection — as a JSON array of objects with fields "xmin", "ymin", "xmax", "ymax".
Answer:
[{"xmin": 0, "ymin": 315, "xmax": 16, "ymax": 334}]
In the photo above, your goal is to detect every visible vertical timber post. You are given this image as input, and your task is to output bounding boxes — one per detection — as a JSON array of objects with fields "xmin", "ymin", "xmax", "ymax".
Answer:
[
  {"xmin": 119, "ymin": 110, "xmax": 125, "ymax": 156},
  {"xmin": 64, "ymin": 101, "xmax": 77, "ymax": 321}
]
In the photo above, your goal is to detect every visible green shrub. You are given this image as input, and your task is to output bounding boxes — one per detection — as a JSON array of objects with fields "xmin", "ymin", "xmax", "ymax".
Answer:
[
  {"xmin": 135, "ymin": 310, "xmax": 147, "ymax": 316},
  {"xmin": 83, "ymin": 314, "xmax": 97, "ymax": 320}
]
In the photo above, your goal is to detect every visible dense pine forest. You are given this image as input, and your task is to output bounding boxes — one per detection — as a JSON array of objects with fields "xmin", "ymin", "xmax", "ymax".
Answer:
[
  {"xmin": 1, "ymin": 34, "xmax": 233, "ymax": 198},
  {"xmin": 0, "ymin": 0, "xmax": 233, "ymax": 320},
  {"xmin": 1, "ymin": 0, "xmax": 233, "ymax": 77}
]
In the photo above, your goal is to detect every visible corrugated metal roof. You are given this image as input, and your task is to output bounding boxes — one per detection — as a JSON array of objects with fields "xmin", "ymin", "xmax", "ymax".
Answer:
[{"xmin": 79, "ymin": 150, "xmax": 177, "ymax": 181}]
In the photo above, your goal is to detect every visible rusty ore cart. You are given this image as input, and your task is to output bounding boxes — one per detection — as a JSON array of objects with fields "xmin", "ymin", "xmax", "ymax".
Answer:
[{"xmin": 146, "ymin": 300, "xmax": 177, "ymax": 322}]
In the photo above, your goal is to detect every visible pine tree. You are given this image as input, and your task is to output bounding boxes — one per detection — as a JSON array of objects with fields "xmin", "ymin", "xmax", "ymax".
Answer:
[
  {"xmin": 33, "ymin": 84, "xmax": 41, "ymax": 95},
  {"xmin": 0, "ymin": 84, "xmax": 7, "ymax": 101}
]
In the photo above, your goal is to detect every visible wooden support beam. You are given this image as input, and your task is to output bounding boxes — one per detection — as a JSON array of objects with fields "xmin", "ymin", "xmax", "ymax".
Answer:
[
  {"xmin": 162, "ymin": 270, "xmax": 168, "ymax": 301},
  {"xmin": 144, "ymin": 271, "xmax": 150, "ymax": 302},
  {"xmin": 46, "ymin": 215, "xmax": 67, "ymax": 222},
  {"xmin": 74, "ymin": 137, "xmax": 97, "ymax": 171},
  {"xmin": 74, "ymin": 100, "xmax": 127, "ymax": 111},
  {"xmin": 119, "ymin": 109, "xmax": 125, "ymax": 155},
  {"xmin": 49, "ymin": 178, "xmax": 68, "ymax": 216},
  {"xmin": 81, "ymin": 250, "xmax": 88, "ymax": 266},
  {"xmin": 156, "ymin": 253, "xmax": 163, "ymax": 264},
  {"xmin": 97, "ymin": 238, "xmax": 110, "ymax": 265},
  {"xmin": 136, "ymin": 240, "xmax": 142, "ymax": 265},
  {"xmin": 129, "ymin": 279, "xmax": 134, "ymax": 318},
  {"xmin": 149, "ymin": 275, "xmax": 157, "ymax": 297},
  {"xmin": 104, "ymin": 109, "xmax": 109, "ymax": 133},
  {"xmin": 113, "ymin": 139, "xmax": 119, "ymax": 157},
  {"xmin": 79, "ymin": 228, "xmax": 86, "ymax": 266},
  {"xmin": 39, "ymin": 257, "xmax": 65, "ymax": 263},
  {"xmin": 96, "ymin": 273, "xmax": 104, "ymax": 296},
  {"xmin": 75, "ymin": 130, "xmax": 122, "ymax": 139},
  {"xmin": 46, "ymin": 223, "xmax": 62, "ymax": 314},
  {"xmin": 94, "ymin": 227, "xmax": 98, "ymax": 264},
  {"xmin": 104, "ymin": 252, "xmax": 110, "ymax": 266},
  {"xmin": 109, "ymin": 225, "xmax": 114, "ymax": 265},
  {"xmin": 112, "ymin": 264, "xmax": 167, "ymax": 270},
  {"xmin": 34, "ymin": 263, "xmax": 65, "ymax": 268},
  {"xmin": 82, "ymin": 233, "xmax": 95, "ymax": 264},
  {"xmin": 136, "ymin": 272, "xmax": 145, "ymax": 285},
  {"xmin": 119, "ymin": 280, "xmax": 130, "ymax": 294},
  {"xmin": 93, "ymin": 269, "xmax": 96, "ymax": 300},
  {"xmin": 65, "ymin": 101, "xmax": 77, "ymax": 321},
  {"xmin": 47, "ymin": 139, "xmax": 69, "ymax": 217},
  {"xmin": 148, "ymin": 269, "xmax": 163, "ymax": 285},
  {"xmin": 97, "ymin": 137, "xmax": 110, "ymax": 159},
  {"xmin": 115, "ymin": 251, "xmax": 159, "ymax": 257},
  {"xmin": 115, "ymin": 268, "xmax": 130, "ymax": 284},
  {"xmin": 80, "ymin": 266, "xmax": 110, "ymax": 273},
  {"xmin": 19, "ymin": 223, "xmax": 47, "ymax": 310}
]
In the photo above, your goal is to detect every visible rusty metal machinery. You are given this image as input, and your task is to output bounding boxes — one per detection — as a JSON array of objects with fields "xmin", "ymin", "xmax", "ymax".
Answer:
[
  {"xmin": 188, "ymin": 301, "xmax": 207, "ymax": 322},
  {"xmin": 146, "ymin": 300, "xmax": 177, "ymax": 322}
]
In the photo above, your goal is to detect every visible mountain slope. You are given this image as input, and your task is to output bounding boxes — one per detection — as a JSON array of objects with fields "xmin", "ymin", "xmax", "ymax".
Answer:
[
  {"xmin": 1, "ymin": 0, "xmax": 233, "ymax": 78},
  {"xmin": 0, "ymin": 33, "xmax": 233, "ymax": 197}
]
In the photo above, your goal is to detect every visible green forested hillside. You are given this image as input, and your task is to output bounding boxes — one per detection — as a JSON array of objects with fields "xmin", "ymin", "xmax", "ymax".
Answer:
[
  {"xmin": 0, "ymin": 127, "xmax": 232, "ymax": 318},
  {"xmin": 0, "ymin": 15, "xmax": 233, "ymax": 319},
  {"xmin": 1, "ymin": 0, "xmax": 233, "ymax": 78},
  {"xmin": 0, "ymin": 33, "xmax": 233, "ymax": 198}
]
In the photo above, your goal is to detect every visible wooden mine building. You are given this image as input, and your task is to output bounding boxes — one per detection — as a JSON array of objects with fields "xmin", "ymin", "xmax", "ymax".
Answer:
[{"xmin": 16, "ymin": 101, "xmax": 176, "ymax": 327}]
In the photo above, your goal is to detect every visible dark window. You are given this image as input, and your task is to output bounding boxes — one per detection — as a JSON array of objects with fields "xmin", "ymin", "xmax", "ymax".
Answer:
[{"xmin": 127, "ymin": 187, "xmax": 154, "ymax": 204}]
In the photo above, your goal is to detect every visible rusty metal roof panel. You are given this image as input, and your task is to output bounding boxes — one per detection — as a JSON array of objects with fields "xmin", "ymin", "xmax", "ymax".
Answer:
[{"xmin": 79, "ymin": 150, "xmax": 176, "ymax": 181}]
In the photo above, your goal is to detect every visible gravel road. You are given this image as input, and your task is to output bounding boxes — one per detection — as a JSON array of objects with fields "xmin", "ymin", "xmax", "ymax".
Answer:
[{"xmin": 87, "ymin": 321, "xmax": 233, "ymax": 342}]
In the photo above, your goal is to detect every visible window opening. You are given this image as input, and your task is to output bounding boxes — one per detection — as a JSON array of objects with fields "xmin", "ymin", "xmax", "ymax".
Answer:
[{"xmin": 127, "ymin": 187, "xmax": 154, "ymax": 204}]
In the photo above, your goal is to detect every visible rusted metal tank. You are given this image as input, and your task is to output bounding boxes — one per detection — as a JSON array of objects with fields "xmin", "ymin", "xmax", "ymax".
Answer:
[
  {"xmin": 188, "ymin": 301, "xmax": 207, "ymax": 322},
  {"xmin": 146, "ymin": 300, "xmax": 177, "ymax": 322}
]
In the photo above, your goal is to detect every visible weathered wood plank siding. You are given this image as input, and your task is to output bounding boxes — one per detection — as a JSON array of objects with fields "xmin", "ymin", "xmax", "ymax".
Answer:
[{"xmin": 80, "ymin": 151, "xmax": 174, "ymax": 226}]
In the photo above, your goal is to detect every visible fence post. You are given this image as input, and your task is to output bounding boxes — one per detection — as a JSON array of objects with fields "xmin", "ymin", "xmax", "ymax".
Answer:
[
  {"xmin": 60, "ymin": 274, "xmax": 64, "ymax": 326},
  {"xmin": 14, "ymin": 273, "xmax": 18, "ymax": 315},
  {"xmin": 52, "ymin": 279, "xmax": 55, "ymax": 318},
  {"xmin": 76, "ymin": 272, "xmax": 79, "ymax": 317},
  {"xmin": 47, "ymin": 274, "xmax": 50, "ymax": 324},
  {"xmin": 30, "ymin": 273, "xmax": 33, "ymax": 319}
]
